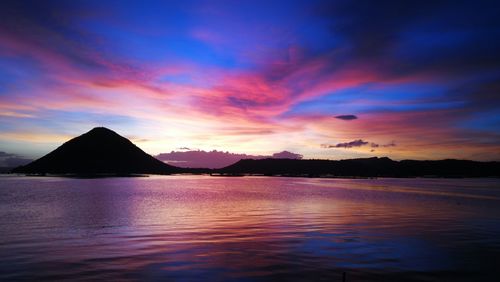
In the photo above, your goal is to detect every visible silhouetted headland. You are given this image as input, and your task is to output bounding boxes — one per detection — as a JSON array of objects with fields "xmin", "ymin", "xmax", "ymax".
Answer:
[
  {"xmin": 12, "ymin": 127, "xmax": 180, "ymax": 175},
  {"xmin": 218, "ymin": 158, "xmax": 500, "ymax": 178}
]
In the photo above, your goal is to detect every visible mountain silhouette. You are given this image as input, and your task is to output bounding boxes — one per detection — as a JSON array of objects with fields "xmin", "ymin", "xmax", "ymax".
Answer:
[
  {"xmin": 219, "ymin": 157, "xmax": 500, "ymax": 177},
  {"xmin": 12, "ymin": 127, "xmax": 180, "ymax": 174}
]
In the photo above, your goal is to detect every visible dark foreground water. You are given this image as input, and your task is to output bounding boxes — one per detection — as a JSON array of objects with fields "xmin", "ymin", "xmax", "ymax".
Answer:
[{"xmin": 0, "ymin": 176, "xmax": 499, "ymax": 281}]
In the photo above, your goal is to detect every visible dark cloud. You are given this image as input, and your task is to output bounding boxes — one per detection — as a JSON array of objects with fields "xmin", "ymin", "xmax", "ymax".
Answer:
[
  {"xmin": 335, "ymin": 115, "xmax": 357, "ymax": 121},
  {"xmin": 322, "ymin": 140, "xmax": 396, "ymax": 149},
  {"xmin": 316, "ymin": 0, "xmax": 447, "ymax": 59},
  {"xmin": 315, "ymin": 0, "xmax": 500, "ymax": 68},
  {"xmin": 312, "ymin": 0, "xmax": 500, "ymax": 111},
  {"xmin": 322, "ymin": 139, "xmax": 368, "ymax": 148},
  {"xmin": 370, "ymin": 141, "xmax": 396, "ymax": 148}
]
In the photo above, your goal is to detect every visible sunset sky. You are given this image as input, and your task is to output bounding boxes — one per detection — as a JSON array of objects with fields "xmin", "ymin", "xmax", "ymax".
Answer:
[{"xmin": 1, "ymin": 0, "xmax": 500, "ymax": 162}]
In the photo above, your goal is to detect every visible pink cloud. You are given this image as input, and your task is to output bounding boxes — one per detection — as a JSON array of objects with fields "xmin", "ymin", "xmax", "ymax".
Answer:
[{"xmin": 156, "ymin": 149, "xmax": 302, "ymax": 169}]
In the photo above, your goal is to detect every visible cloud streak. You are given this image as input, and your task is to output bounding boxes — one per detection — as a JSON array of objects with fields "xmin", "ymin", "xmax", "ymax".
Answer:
[
  {"xmin": 335, "ymin": 115, "xmax": 358, "ymax": 121},
  {"xmin": 322, "ymin": 140, "xmax": 396, "ymax": 149},
  {"xmin": 322, "ymin": 139, "xmax": 369, "ymax": 149}
]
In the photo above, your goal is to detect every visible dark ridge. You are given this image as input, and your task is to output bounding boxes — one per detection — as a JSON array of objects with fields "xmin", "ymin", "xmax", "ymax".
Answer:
[
  {"xmin": 12, "ymin": 127, "xmax": 180, "ymax": 174},
  {"xmin": 218, "ymin": 157, "xmax": 500, "ymax": 178}
]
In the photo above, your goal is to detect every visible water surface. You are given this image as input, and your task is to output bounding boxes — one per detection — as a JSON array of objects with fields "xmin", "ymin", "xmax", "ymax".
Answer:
[{"xmin": 1, "ymin": 176, "xmax": 499, "ymax": 281}]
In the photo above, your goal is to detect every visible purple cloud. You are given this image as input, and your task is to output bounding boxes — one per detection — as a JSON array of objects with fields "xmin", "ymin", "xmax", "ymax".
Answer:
[
  {"xmin": 371, "ymin": 141, "xmax": 396, "ymax": 148},
  {"xmin": 322, "ymin": 139, "xmax": 369, "ymax": 148},
  {"xmin": 322, "ymin": 140, "xmax": 396, "ymax": 149},
  {"xmin": 271, "ymin": 151, "xmax": 303, "ymax": 159},
  {"xmin": 335, "ymin": 115, "xmax": 358, "ymax": 121}
]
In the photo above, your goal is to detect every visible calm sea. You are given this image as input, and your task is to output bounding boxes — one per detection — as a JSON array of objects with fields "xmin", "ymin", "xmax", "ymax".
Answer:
[{"xmin": 0, "ymin": 175, "xmax": 499, "ymax": 281}]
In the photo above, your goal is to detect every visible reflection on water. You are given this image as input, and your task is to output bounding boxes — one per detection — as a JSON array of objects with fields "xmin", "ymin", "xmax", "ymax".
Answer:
[{"xmin": 0, "ymin": 176, "xmax": 499, "ymax": 281}]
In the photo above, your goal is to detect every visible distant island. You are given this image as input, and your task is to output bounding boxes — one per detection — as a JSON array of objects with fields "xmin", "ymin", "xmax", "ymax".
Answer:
[
  {"xmin": 219, "ymin": 158, "xmax": 500, "ymax": 178},
  {"xmin": 11, "ymin": 127, "xmax": 500, "ymax": 178}
]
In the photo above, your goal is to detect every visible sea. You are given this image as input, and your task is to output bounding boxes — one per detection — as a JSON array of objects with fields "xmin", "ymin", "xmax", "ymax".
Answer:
[{"xmin": 0, "ymin": 175, "xmax": 499, "ymax": 281}]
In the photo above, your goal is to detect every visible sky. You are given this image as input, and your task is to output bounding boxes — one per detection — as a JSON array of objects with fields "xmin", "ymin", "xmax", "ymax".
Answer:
[{"xmin": 1, "ymin": 0, "xmax": 500, "ymax": 162}]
